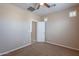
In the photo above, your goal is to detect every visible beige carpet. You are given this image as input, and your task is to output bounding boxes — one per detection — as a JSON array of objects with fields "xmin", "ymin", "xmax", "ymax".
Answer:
[{"xmin": 4, "ymin": 42, "xmax": 79, "ymax": 56}]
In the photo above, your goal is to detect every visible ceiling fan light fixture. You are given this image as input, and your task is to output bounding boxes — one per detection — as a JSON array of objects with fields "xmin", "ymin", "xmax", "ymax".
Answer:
[{"xmin": 40, "ymin": 3, "xmax": 44, "ymax": 5}]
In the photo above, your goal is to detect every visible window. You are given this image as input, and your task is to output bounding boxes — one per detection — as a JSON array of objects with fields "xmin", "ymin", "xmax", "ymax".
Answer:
[{"xmin": 69, "ymin": 10, "xmax": 77, "ymax": 17}]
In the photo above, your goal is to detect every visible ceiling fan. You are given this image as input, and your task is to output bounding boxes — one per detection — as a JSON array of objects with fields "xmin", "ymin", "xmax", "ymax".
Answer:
[{"xmin": 27, "ymin": 3, "xmax": 56, "ymax": 12}]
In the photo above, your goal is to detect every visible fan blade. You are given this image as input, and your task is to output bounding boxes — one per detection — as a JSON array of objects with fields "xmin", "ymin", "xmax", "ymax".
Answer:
[
  {"xmin": 37, "ymin": 4, "xmax": 40, "ymax": 9},
  {"xmin": 27, "ymin": 7, "xmax": 36, "ymax": 12},
  {"xmin": 44, "ymin": 3, "xmax": 50, "ymax": 8}
]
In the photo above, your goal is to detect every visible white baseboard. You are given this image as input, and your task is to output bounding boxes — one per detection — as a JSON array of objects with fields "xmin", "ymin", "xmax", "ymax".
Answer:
[
  {"xmin": 46, "ymin": 41, "xmax": 79, "ymax": 51},
  {"xmin": 0, "ymin": 43, "xmax": 31, "ymax": 56}
]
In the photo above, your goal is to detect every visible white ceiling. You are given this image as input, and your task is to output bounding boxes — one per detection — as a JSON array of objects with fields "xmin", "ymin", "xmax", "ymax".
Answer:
[{"xmin": 12, "ymin": 3, "xmax": 78, "ymax": 16}]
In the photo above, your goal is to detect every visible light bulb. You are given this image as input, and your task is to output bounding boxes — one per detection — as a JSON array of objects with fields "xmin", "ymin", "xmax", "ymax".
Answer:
[{"xmin": 40, "ymin": 3, "xmax": 44, "ymax": 5}]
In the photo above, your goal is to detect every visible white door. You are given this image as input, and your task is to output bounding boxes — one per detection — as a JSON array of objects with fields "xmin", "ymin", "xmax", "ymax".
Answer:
[{"xmin": 37, "ymin": 22, "xmax": 45, "ymax": 42}]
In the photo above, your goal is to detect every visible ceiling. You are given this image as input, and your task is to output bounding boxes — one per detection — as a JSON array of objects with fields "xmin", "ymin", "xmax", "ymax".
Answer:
[{"xmin": 12, "ymin": 3, "xmax": 78, "ymax": 16}]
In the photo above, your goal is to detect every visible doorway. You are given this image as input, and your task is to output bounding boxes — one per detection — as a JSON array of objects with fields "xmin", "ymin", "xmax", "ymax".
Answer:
[
  {"xmin": 31, "ymin": 21, "xmax": 37, "ymax": 43},
  {"xmin": 31, "ymin": 21, "xmax": 45, "ymax": 43}
]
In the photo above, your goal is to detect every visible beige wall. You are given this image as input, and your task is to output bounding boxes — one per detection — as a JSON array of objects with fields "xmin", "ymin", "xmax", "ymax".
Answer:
[
  {"xmin": 0, "ymin": 3, "xmax": 42, "ymax": 54},
  {"xmin": 46, "ymin": 5, "xmax": 79, "ymax": 50}
]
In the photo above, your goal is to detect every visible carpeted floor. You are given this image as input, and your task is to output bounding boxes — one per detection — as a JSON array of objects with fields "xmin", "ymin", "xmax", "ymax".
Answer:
[{"xmin": 3, "ymin": 42, "xmax": 79, "ymax": 56}]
